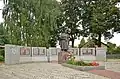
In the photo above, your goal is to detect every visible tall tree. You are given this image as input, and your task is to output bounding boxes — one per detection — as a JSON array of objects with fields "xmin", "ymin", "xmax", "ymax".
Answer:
[
  {"xmin": 113, "ymin": 2, "xmax": 120, "ymax": 33},
  {"xmin": 2, "ymin": 0, "xmax": 60, "ymax": 47},
  {"xmin": 79, "ymin": 37, "xmax": 86, "ymax": 48},
  {"xmin": 81, "ymin": 0, "xmax": 120, "ymax": 47},
  {"xmin": 57, "ymin": 0, "xmax": 83, "ymax": 47},
  {"xmin": 86, "ymin": 37, "xmax": 95, "ymax": 47},
  {"xmin": 0, "ymin": 23, "xmax": 9, "ymax": 45}
]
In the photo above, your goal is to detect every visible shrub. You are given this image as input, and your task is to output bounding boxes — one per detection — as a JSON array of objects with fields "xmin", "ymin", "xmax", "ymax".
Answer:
[
  {"xmin": 67, "ymin": 60, "xmax": 74, "ymax": 64},
  {"xmin": 75, "ymin": 61, "xmax": 90, "ymax": 66},
  {"xmin": 67, "ymin": 60, "xmax": 99, "ymax": 66},
  {"xmin": 66, "ymin": 52, "xmax": 99, "ymax": 66},
  {"xmin": 0, "ymin": 56, "xmax": 4, "ymax": 61},
  {"xmin": 67, "ymin": 60, "xmax": 91, "ymax": 66},
  {"xmin": 0, "ymin": 49, "xmax": 4, "ymax": 57}
]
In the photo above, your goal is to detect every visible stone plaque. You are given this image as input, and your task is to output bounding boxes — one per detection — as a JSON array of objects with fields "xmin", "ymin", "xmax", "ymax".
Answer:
[
  {"xmin": 82, "ymin": 49, "xmax": 93, "ymax": 55},
  {"xmin": 96, "ymin": 48, "xmax": 106, "ymax": 61},
  {"xmin": 39, "ymin": 49, "xmax": 46, "ymax": 55},
  {"xmin": 82, "ymin": 49, "xmax": 87, "ymax": 55},
  {"xmin": 88, "ymin": 49, "xmax": 93, "ymax": 55},
  {"xmin": 33, "ymin": 47, "xmax": 39, "ymax": 55},
  {"xmin": 74, "ymin": 49, "xmax": 78, "ymax": 55},
  {"xmin": 20, "ymin": 47, "xmax": 31, "ymax": 55},
  {"xmin": 51, "ymin": 49, "xmax": 57, "ymax": 55}
]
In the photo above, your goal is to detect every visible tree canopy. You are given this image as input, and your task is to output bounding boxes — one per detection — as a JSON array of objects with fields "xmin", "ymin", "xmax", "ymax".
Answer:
[
  {"xmin": 1, "ymin": 0, "xmax": 120, "ymax": 48},
  {"xmin": 2, "ymin": 0, "xmax": 60, "ymax": 47},
  {"xmin": 81, "ymin": 0, "xmax": 120, "ymax": 47},
  {"xmin": 57, "ymin": 0, "xmax": 83, "ymax": 47},
  {"xmin": 57, "ymin": 0, "xmax": 120, "ymax": 47}
]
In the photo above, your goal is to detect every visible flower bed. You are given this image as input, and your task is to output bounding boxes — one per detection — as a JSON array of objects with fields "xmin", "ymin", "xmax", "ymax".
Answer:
[
  {"xmin": 61, "ymin": 54, "xmax": 105, "ymax": 71},
  {"xmin": 66, "ymin": 55, "xmax": 99, "ymax": 66},
  {"xmin": 67, "ymin": 60, "xmax": 99, "ymax": 66},
  {"xmin": 62, "ymin": 63, "xmax": 105, "ymax": 71}
]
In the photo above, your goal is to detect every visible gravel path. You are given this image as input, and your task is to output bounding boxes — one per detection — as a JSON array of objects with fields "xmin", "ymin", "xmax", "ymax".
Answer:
[{"xmin": 0, "ymin": 63, "xmax": 109, "ymax": 79}]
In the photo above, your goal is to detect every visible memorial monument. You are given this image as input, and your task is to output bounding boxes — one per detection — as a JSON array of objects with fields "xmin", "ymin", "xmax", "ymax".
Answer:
[
  {"xmin": 58, "ymin": 33, "xmax": 70, "ymax": 64},
  {"xmin": 59, "ymin": 33, "xmax": 69, "ymax": 51}
]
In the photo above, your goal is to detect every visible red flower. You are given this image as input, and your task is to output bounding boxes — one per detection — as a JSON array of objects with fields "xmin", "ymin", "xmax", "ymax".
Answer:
[{"xmin": 89, "ymin": 61, "xmax": 99, "ymax": 66}]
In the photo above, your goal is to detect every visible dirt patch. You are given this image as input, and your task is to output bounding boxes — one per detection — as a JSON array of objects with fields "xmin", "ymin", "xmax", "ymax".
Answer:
[{"xmin": 0, "ymin": 62, "xmax": 4, "ymax": 64}]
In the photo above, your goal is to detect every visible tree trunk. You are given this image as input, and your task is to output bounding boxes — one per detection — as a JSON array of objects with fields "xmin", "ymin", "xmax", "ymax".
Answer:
[
  {"xmin": 71, "ymin": 39, "xmax": 74, "ymax": 48},
  {"xmin": 98, "ymin": 33, "xmax": 101, "ymax": 47}
]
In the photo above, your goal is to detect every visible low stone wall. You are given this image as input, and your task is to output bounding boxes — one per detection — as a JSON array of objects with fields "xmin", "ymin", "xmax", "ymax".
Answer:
[
  {"xmin": 5, "ymin": 44, "xmax": 106, "ymax": 65},
  {"xmin": 5, "ymin": 45, "xmax": 60, "ymax": 65}
]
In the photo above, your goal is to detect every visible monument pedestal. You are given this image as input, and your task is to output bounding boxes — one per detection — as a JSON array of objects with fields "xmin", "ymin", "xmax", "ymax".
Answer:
[{"xmin": 58, "ymin": 51, "xmax": 69, "ymax": 64}]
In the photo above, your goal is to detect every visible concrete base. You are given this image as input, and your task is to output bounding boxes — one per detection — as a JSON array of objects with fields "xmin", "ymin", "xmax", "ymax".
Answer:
[
  {"xmin": 62, "ymin": 63, "xmax": 105, "ymax": 71},
  {"xmin": 58, "ymin": 51, "xmax": 69, "ymax": 64}
]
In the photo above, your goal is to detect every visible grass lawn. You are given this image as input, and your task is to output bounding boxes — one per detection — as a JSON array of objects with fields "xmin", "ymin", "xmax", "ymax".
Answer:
[{"xmin": 106, "ymin": 59, "xmax": 120, "ymax": 62}]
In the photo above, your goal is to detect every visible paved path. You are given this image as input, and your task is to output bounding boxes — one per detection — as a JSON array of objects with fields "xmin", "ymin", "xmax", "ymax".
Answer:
[
  {"xmin": 0, "ymin": 63, "xmax": 109, "ymax": 79},
  {"xmin": 105, "ymin": 62, "xmax": 120, "ymax": 72},
  {"xmin": 88, "ymin": 62, "xmax": 120, "ymax": 79},
  {"xmin": 89, "ymin": 70, "xmax": 120, "ymax": 79}
]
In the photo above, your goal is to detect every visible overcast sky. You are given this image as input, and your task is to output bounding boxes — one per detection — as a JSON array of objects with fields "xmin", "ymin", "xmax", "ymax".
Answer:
[
  {"xmin": 0, "ymin": 1, "xmax": 120, "ymax": 46},
  {"xmin": 0, "ymin": 1, "xmax": 4, "ymax": 22}
]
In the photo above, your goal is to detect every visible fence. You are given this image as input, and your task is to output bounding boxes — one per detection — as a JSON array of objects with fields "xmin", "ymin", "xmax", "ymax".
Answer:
[{"xmin": 106, "ymin": 54, "xmax": 120, "ymax": 59}]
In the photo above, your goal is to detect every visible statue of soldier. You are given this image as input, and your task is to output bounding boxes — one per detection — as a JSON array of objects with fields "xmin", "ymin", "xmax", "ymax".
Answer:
[{"xmin": 59, "ymin": 33, "xmax": 69, "ymax": 51}]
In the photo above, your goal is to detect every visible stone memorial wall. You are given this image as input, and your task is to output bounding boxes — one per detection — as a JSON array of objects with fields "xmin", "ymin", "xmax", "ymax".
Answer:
[
  {"xmin": 96, "ymin": 48, "xmax": 106, "ymax": 61},
  {"xmin": 20, "ymin": 47, "xmax": 31, "ymax": 56},
  {"xmin": 5, "ymin": 44, "xmax": 106, "ymax": 65},
  {"xmin": 49, "ymin": 47, "xmax": 60, "ymax": 62},
  {"xmin": 80, "ymin": 48, "xmax": 96, "ymax": 61},
  {"xmin": 69, "ymin": 48, "xmax": 79, "ymax": 55},
  {"xmin": 5, "ymin": 45, "xmax": 20, "ymax": 65}
]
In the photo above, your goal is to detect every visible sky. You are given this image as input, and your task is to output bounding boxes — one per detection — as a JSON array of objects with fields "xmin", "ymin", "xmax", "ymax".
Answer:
[
  {"xmin": 0, "ymin": 1, "xmax": 120, "ymax": 47},
  {"xmin": 0, "ymin": 1, "xmax": 4, "ymax": 22}
]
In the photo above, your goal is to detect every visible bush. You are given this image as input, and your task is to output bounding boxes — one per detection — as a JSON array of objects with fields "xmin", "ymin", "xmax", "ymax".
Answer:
[
  {"xmin": 67, "ymin": 60, "xmax": 99, "ymax": 66},
  {"xmin": 75, "ymin": 61, "xmax": 90, "ymax": 66},
  {"xmin": 67, "ymin": 60, "xmax": 90, "ymax": 66},
  {"xmin": 67, "ymin": 60, "xmax": 74, "ymax": 64},
  {"xmin": 0, "ymin": 56, "xmax": 4, "ymax": 61},
  {"xmin": 0, "ymin": 49, "xmax": 4, "ymax": 57},
  {"xmin": 66, "ymin": 53, "xmax": 99, "ymax": 66}
]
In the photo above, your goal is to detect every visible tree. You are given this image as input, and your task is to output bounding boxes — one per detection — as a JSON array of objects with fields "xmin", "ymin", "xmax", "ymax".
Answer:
[
  {"xmin": 81, "ymin": 0, "xmax": 119, "ymax": 47},
  {"xmin": 107, "ymin": 42, "xmax": 116, "ymax": 54},
  {"xmin": 107, "ymin": 42, "xmax": 120, "ymax": 54},
  {"xmin": 2, "ymin": 0, "xmax": 60, "ymax": 47},
  {"xmin": 86, "ymin": 37, "xmax": 95, "ymax": 47},
  {"xmin": 78, "ymin": 37, "xmax": 86, "ymax": 48},
  {"xmin": 0, "ymin": 23, "xmax": 9, "ymax": 45},
  {"xmin": 57, "ymin": 0, "xmax": 83, "ymax": 47}
]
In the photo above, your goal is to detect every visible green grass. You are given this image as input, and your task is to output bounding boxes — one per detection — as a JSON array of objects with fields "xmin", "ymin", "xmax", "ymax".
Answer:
[{"xmin": 106, "ymin": 59, "xmax": 120, "ymax": 62}]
